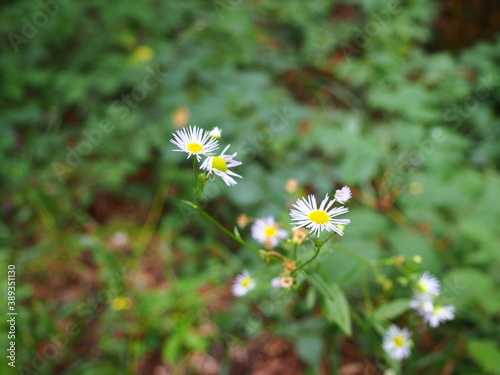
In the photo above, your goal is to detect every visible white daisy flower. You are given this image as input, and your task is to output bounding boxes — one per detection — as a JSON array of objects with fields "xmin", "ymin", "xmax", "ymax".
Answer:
[
  {"xmin": 424, "ymin": 304, "xmax": 455, "ymax": 328},
  {"xmin": 290, "ymin": 194, "xmax": 350, "ymax": 238},
  {"xmin": 334, "ymin": 186, "xmax": 352, "ymax": 204},
  {"xmin": 170, "ymin": 125, "xmax": 219, "ymax": 161},
  {"xmin": 251, "ymin": 216, "xmax": 288, "ymax": 248},
  {"xmin": 200, "ymin": 144, "xmax": 242, "ymax": 186},
  {"xmin": 382, "ymin": 325, "xmax": 412, "ymax": 360},
  {"xmin": 415, "ymin": 272, "xmax": 440, "ymax": 297},
  {"xmin": 209, "ymin": 126, "xmax": 222, "ymax": 139},
  {"xmin": 232, "ymin": 270, "xmax": 256, "ymax": 297},
  {"xmin": 409, "ymin": 294, "xmax": 434, "ymax": 316}
]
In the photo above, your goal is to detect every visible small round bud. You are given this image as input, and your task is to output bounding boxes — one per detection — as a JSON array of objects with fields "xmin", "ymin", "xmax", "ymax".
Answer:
[
  {"xmin": 413, "ymin": 255, "xmax": 422, "ymax": 264},
  {"xmin": 197, "ymin": 173, "xmax": 207, "ymax": 183}
]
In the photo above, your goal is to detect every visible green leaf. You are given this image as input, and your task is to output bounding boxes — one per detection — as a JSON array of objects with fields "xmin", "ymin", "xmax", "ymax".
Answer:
[
  {"xmin": 373, "ymin": 299, "xmax": 411, "ymax": 320},
  {"xmin": 233, "ymin": 226, "xmax": 242, "ymax": 240},
  {"xmin": 296, "ymin": 335, "xmax": 324, "ymax": 366},
  {"xmin": 467, "ymin": 339, "xmax": 500, "ymax": 374},
  {"xmin": 309, "ymin": 273, "xmax": 352, "ymax": 336}
]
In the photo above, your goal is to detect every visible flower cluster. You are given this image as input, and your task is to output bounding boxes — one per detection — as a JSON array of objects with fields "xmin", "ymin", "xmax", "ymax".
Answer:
[
  {"xmin": 170, "ymin": 125, "xmax": 459, "ymax": 368},
  {"xmin": 410, "ymin": 272, "xmax": 455, "ymax": 328},
  {"xmin": 383, "ymin": 272, "xmax": 455, "ymax": 361},
  {"xmin": 170, "ymin": 125, "xmax": 242, "ymax": 186}
]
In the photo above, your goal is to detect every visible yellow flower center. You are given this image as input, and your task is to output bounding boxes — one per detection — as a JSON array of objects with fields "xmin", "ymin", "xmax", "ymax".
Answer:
[
  {"xmin": 212, "ymin": 156, "xmax": 227, "ymax": 172},
  {"xmin": 309, "ymin": 210, "xmax": 329, "ymax": 224},
  {"xmin": 241, "ymin": 278, "xmax": 252, "ymax": 287},
  {"xmin": 265, "ymin": 227, "xmax": 277, "ymax": 237},
  {"xmin": 417, "ymin": 281, "xmax": 429, "ymax": 293},
  {"xmin": 187, "ymin": 142, "xmax": 204, "ymax": 153},
  {"xmin": 394, "ymin": 336, "xmax": 405, "ymax": 347}
]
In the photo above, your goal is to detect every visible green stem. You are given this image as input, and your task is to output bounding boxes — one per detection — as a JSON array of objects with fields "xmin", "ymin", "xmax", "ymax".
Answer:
[
  {"xmin": 196, "ymin": 206, "xmax": 262, "ymax": 256},
  {"xmin": 291, "ymin": 246, "xmax": 320, "ymax": 276},
  {"xmin": 192, "ymin": 157, "xmax": 198, "ymax": 204},
  {"xmin": 291, "ymin": 231, "xmax": 337, "ymax": 276},
  {"xmin": 361, "ymin": 268, "xmax": 373, "ymax": 312}
]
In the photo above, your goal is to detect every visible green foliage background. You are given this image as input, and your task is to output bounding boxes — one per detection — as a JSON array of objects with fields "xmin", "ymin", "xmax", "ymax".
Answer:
[{"xmin": 1, "ymin": 0, "xmax": 500, "ymax": 374}]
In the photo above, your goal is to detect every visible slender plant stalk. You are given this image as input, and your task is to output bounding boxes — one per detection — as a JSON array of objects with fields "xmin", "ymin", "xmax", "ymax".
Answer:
[
  {"xmin": 195, "ymin": 206, "xmax": 262, "ymax": 255},
  {"xmin": 291, "ymin": 246, "xmax": 320, "ymax": 276}
]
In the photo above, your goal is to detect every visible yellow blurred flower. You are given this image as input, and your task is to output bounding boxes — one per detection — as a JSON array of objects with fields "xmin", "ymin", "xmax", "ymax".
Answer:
[
  {"xmin": 131, "ymin": 45, "xmax": 154, "ymax": 63},
  {"xmin": 111, "ymin": 296, "xmax": 133, "ymax": 311}
]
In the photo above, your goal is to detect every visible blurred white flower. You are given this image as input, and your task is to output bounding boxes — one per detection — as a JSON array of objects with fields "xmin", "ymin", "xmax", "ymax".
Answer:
[
  {"xmin": 424, "ymin": 304, "xmax": 455, "ymax": 328},
  {"xmin": 232, "ymin": 270, "xmax": 256, "ymax": 297},
  {"xmin": 109, "ymin": 231, "xmax": 130, "ymax": 248},
  {"xmin": 170, "ymin": 125, "xmax": 219, "ymax": 161},
  {"xmin": 251, "ymin": 216, "xmax": 288, "ymax": 248},
  {"xmin": 415, "ymin": 272, "xmax": 440, "ymax": 297},
  {"xmin": 201, "ymin": 144, "xmax": 242, "ymax": 186},
  {"xmin": 271, "ymin": 277, "xmax": 281, "ymax": 288},
  {"xmin": 409, "ymin": 294, "xmax": 434, "ymax": 316},
  {"xmin": 382, "ymin": 325, "xmax": 412, "ymax": 360},
  {"xmin": 290, "ymin": 194, "xmax": 350, "ymax": 237},
  {"xmin": 334, "ymin": 186, "xmax": 352, "ymax": 204}
]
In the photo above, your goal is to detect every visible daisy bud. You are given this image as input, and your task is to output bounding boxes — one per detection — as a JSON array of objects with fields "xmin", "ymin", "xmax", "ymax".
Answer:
[
  {"xmin": 209, "ymin": 127, "xmax": 222, "ymax": 139},
  {"xmin": 197, "ymin": 172, "xmax": 207, "ymax": 183},
  {"xmin": 237, "ymin": 214, "xmax": 250, "ymax": 229},
  {"xmin": 283, "ymin": 260, "xmax": 297, "ymax": 273},
  {"xmin": 280, "ymin": 277, "xmax": 294, "ymax": 289},
  {"xmin": 292, "ymin": 228, "xmax": 308, "ymax": 244},
  {"xmin": 285, "ymin": 179, "xmax": 298, "ymax": 193},
  {"xmin": 334, "ymin": 186, "xmax": 352, "ymax": 204}
]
